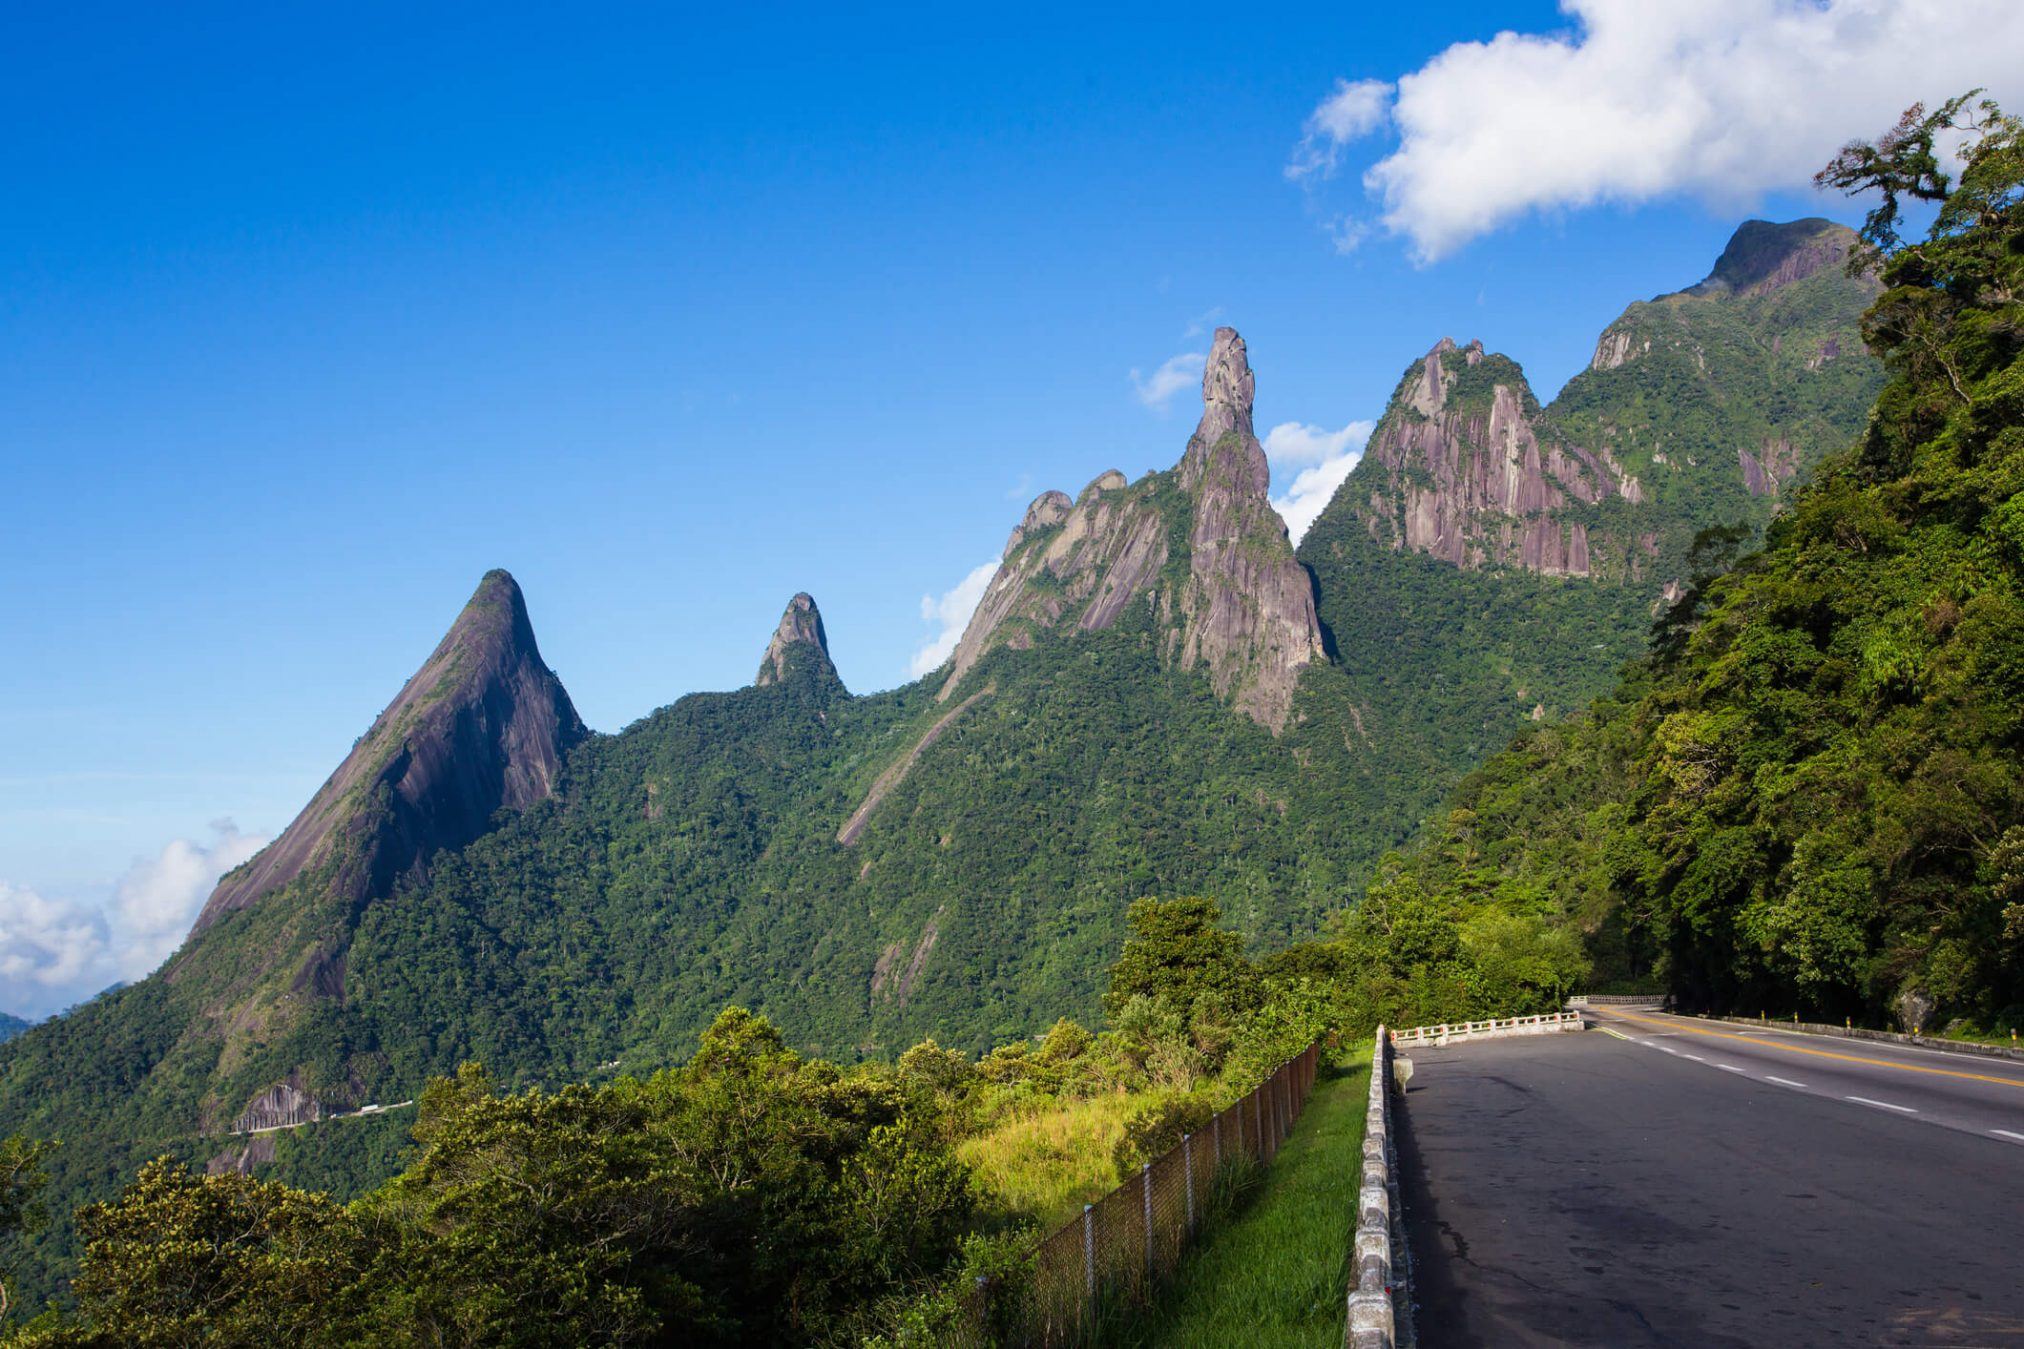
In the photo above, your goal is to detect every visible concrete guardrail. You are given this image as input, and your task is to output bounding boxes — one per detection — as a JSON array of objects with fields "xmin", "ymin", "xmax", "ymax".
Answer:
[
  {"xmin": 1389, "ymin": 1010, "xmax": 1583, "ymax": 1049},
  {"xmin": 1347, "ymin": 1026, "xmax": 1410, "ymax": 1349}
]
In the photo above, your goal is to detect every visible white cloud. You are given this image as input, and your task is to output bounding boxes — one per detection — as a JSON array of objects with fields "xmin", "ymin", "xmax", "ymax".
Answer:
[
  {"xmin": 1287, "ymin": 78, "xmax": 1394, "ymax": 182},
  {"xmin": 0, "ymin": 882, "xmax": 106, "ymax": 1003},
  {"xmin": 1265, "ymin": 419, "xmax": 1375, "ymax": 544},
  {"xmin": 1294, "ymin": 0, "xmax": 2024, "ymax": 261},
  {"xmin": 1130, "ymin": 352, "xmax": 1206, "ymax": 411},
  {"xmin": 0, "ymin": 819, "xmax": 270, "ymax": 1018},
  {"xmin": 108, "ymin": 819, "xmax": 266, "ymax": 981},
  {"xmin": 909, "ymin": 560, "xmax": 1000, "ymax": 678}
]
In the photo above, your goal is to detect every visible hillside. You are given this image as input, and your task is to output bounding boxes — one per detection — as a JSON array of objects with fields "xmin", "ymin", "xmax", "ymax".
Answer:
[
  {"xmin": 1365, "ymin": 102, "xmax": 2024, "ymax": 1029},
  {"xmin": 1298, "ymin": 218, "xmax": 1883, "ymax": 851},
  {"xmin": 0, "ymin": 1018, "xmax": 27, "ymax": 1048}
]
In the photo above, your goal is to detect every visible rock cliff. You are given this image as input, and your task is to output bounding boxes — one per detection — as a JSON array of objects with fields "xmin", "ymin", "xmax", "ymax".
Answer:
[
  {"xmin": 192, "ymin": 569, "xmax": 587, "ymax": 935},
  {"xmin": 937, "ymin": 327, "xmax": 1322, "ymax": 730},
  {"xmin": 755, "ymin": 592, "xmax": 837, "ymax": 687},
  {"xmin": 1353, "ymin": 337, "xmax": 1640, "ymax": 577}
]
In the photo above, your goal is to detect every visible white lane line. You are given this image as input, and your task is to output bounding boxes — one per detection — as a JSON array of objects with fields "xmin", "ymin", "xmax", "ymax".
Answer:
[
  {"xmin": 1716, "ymin": 1064, "xmax": 1746, "ymax": 1073},
  {"xmin": 1681, "ymin": 1053, "xmax": 1705, "ymax": 1062},
  {"xmin": 1992, "ymin": 1129, "xmax": 2024, "ymax": 1144},
  {"xmin": 1659, "ymin": 1046, "xmax": 1680, "ymax": 1055},
  {"xmin": 1846, "ymin": 1095, "xmax": 1918, "ymax": 1114},
  {"xmin": 1765, "ymin": 1076, "xmax": 1808, "ymax": 1089}
]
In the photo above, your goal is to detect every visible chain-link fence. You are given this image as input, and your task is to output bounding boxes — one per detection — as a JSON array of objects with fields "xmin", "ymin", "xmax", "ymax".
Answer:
[{"xmin": 952, "ymin": 1042, "xmax": 1322, "ymax": 1346}]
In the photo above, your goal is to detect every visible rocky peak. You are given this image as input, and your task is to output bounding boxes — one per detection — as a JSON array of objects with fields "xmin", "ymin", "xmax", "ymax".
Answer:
[
  {"xmin": 755, "ymin": 592, "xmax": 834, "ymax": 686},
  {"xmin": 1003, "ymin": 489, "xmax": 1073, "ymax": 555},
  {"xmin": 1179, "ymin": 327, "xmax": 1265, "ymax": 495},
  {"xmin": 1688, "ymin": 218, "xmax": 1857, "ymax": 299},
  {"xmin": 191, "ymin": 569, "xmax": 587, "ymax": 937},
  {"xmin": 936, "ymin": 326, "xmax": 1322, "ymax": 730},
  {"xmin": 1349, "ymin": 344, "xmax": 1638, "ymax": 577}
]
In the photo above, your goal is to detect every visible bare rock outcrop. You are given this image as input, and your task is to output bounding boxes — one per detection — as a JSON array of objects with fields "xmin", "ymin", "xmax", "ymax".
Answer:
[
  {"xmin": 1356, "ymin": 339, "xmax": 1641, "ymax": 577},
  {"xmin": 755, "ymin": 592, "xmax": 836, "ymax": 686},
  {"xmin": 934, "ymin": 327, "xmax": 1322, "ymax": 731},
  {"xmin": 191, "ymin": 570, "xmax": 587, "ymax": 938},
  {"xmin": 1171, "ymin": 328, "xmax": 1327, "ymax": 728},
  {"xmin": 1739, "ymin": 437, "xmax": 1802, "ymax": 497}
]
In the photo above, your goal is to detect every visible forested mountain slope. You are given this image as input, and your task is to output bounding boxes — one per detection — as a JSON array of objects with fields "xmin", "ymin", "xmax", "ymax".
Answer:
[
  {"xmin": 1298, "ymin": 218, "xmax": 1883, "ymax": 854},
  {"xmin": 1370, "ymin": 98, "xmax": 2024, "ymax": 1030}
]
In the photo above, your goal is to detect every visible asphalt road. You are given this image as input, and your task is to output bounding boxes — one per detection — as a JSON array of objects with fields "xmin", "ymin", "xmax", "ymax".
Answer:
[{"xmin": 1398, "ymin": 1016, "xmax": 2024, "ymax": 1347}]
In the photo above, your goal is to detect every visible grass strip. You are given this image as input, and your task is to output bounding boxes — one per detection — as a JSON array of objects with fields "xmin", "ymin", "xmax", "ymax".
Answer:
[{"xmin": 1116, "ymin": 1051, "xmax": 1372, "ymax": 1348}]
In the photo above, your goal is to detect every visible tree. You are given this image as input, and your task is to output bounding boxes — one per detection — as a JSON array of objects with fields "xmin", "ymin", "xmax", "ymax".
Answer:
[
  {"xmin": 1101, "ymin": 897, "xmax": 1260, "ymax": 1021},
  {"xmin": 0, "ymin": 1135, "xmax": 53, "ymax": 1322},
  {"xmin": 24, "ymin": 1158, "xmax": 366, "ymax": 1346}
]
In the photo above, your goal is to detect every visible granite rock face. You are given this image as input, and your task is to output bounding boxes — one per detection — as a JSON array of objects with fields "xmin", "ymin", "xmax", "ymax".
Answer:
[
  {"xmin": 755, "ymin": 592, "xmax": 835, "ymax": 686},
  {"xmin": 192, "ymin": 570, "xmax": 587, "ymax": 936},
  {"xmin": 938, "ymin": 327, "xmax": 1322, "ymax": 730},
  {"xmin": 1171, "ymin": 329, "xmax": 1327, "ymax": 728},
  {"xmin": 1354, "ymin": 338, "xmax": 1640, "ymax": 577}
]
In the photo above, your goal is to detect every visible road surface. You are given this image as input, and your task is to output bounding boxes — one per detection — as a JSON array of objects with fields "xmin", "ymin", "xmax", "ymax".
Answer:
[{"xmin": 1398, "ymin": 1009, "xmax": 2024, "ymax": 1347}]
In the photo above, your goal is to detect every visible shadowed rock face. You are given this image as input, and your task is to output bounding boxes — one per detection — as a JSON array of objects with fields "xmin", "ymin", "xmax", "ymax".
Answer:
[
  {"xmin": 191, "ymin": 570, "xmax": 586, "ymax": 935},
  {"xmin": 937, "ymin": 326, "xmax": 1323, "ymax": 731},
  {"xmin": 755, "ymin": 592, "xmax": 835, "ymax": 686}
]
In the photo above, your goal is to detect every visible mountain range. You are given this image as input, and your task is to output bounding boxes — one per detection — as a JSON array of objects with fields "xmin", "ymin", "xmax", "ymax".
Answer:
[{"xmin": 0, "ymin": 217, "xmax": 1884, "ymax": 1306}]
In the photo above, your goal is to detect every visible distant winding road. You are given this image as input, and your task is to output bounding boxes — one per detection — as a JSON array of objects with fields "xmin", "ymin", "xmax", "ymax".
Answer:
[{"xmin": 1399, "ymin": 1008, "xmax": 2024, "ymax": 1347}]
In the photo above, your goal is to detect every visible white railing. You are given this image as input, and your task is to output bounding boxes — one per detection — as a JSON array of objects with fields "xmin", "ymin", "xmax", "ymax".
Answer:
[{"xmin": 1389, "ymin": 1010, "xmax": 1583, "ymax": 1048}]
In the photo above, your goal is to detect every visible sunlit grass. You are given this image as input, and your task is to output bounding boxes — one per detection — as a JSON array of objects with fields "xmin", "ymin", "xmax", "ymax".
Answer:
[
  {"xmin": 1122, "ymin": 1049, "xmax": 1373, "ymax": 1348},
  {"xmin": 959, "ymin": 1092, "xmax": 1142, "ymax": 1230}
]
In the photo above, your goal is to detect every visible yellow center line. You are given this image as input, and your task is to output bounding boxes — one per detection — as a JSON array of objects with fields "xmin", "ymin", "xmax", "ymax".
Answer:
[{"xmin": 1603, "ymin": 1010, "xmax": 2024, "ymax": 1090}]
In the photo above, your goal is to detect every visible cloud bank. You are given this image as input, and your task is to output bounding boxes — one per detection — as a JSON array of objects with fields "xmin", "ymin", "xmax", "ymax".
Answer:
[
  {"xmin": 1293, "ymin": 0, "xmax": 2024, "ymax": 260},
  {"xmin": 909, "ymin": 560, "xmax": 999, "ymax": 678},
  {"xmin": 1264, "ymin": 419, "xmax": 1375, "ymax": 543},
  {"xmin": 0, "ymin": 820, "xmax": 268, "ymax": 1018}
]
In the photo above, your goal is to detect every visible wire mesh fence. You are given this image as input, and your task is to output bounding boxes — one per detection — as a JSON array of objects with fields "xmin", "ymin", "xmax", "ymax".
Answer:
[{"xmin": 953, "ymin": 1041, "xmax": 1322, "ymax": 1347}]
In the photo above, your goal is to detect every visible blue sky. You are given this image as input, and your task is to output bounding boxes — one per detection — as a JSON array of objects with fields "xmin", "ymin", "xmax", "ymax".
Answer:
[{"xmin": 4, "ymin": 1, "xmax": 2018, "ymax": 1016}]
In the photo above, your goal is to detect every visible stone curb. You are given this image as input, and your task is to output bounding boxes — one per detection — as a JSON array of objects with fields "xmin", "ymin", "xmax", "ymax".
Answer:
[{"xmin": 1347, "ymin": 1026, "xmax": 1407, "ymax": 1349}]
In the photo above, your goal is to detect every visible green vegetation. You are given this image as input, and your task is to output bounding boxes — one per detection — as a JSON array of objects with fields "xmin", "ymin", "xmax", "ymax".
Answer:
[
  {"xmin": 0, "ymin": 1019, "xmax": 28, "ymax": 1048},
  {"xmin": 1123, "ymin": 1056, "xmax": 1371, "ymax": 1349},
  {"xmin": 0, "ymin": 900, "xmax": 1370, "ymax": 1344},
  {"xmin": 0, "ymin": 1138, "xmax": 52, "ymax": 1321},
  {"xmin": 1375, "ymin": 96, "xmax": 2024, "ymax": 1032}
]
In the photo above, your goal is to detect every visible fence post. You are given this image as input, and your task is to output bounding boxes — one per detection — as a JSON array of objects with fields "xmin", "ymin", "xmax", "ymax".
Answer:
[
  {"xmin": 1213, "ymin": 1109, "xmax": 1221, "ymax": 1169},
  {"xmin": 1082, "ymin": 1202, "xmax": 1095, "ymax": 1318},
  {"xmin": 1183, "ymin": 1132, "xmax": 1195, "ymax": 1235},
  {"xmin": 1141, "ymin": 1162, "xmax": 1154, "ymax": 1287}
]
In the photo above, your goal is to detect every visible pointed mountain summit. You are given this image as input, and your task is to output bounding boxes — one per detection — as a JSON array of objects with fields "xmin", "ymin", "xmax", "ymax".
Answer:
[
  {"xmin": 755, "ymin": 592, "xmax": 838, "ymax": 687},
  {"xmin": 935, "ymin": 326, "xmax": 1321, "ymax": 730},
  {"xmin": 194, "ymin": 569, "xmax": 586, "ymax": 935}
]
